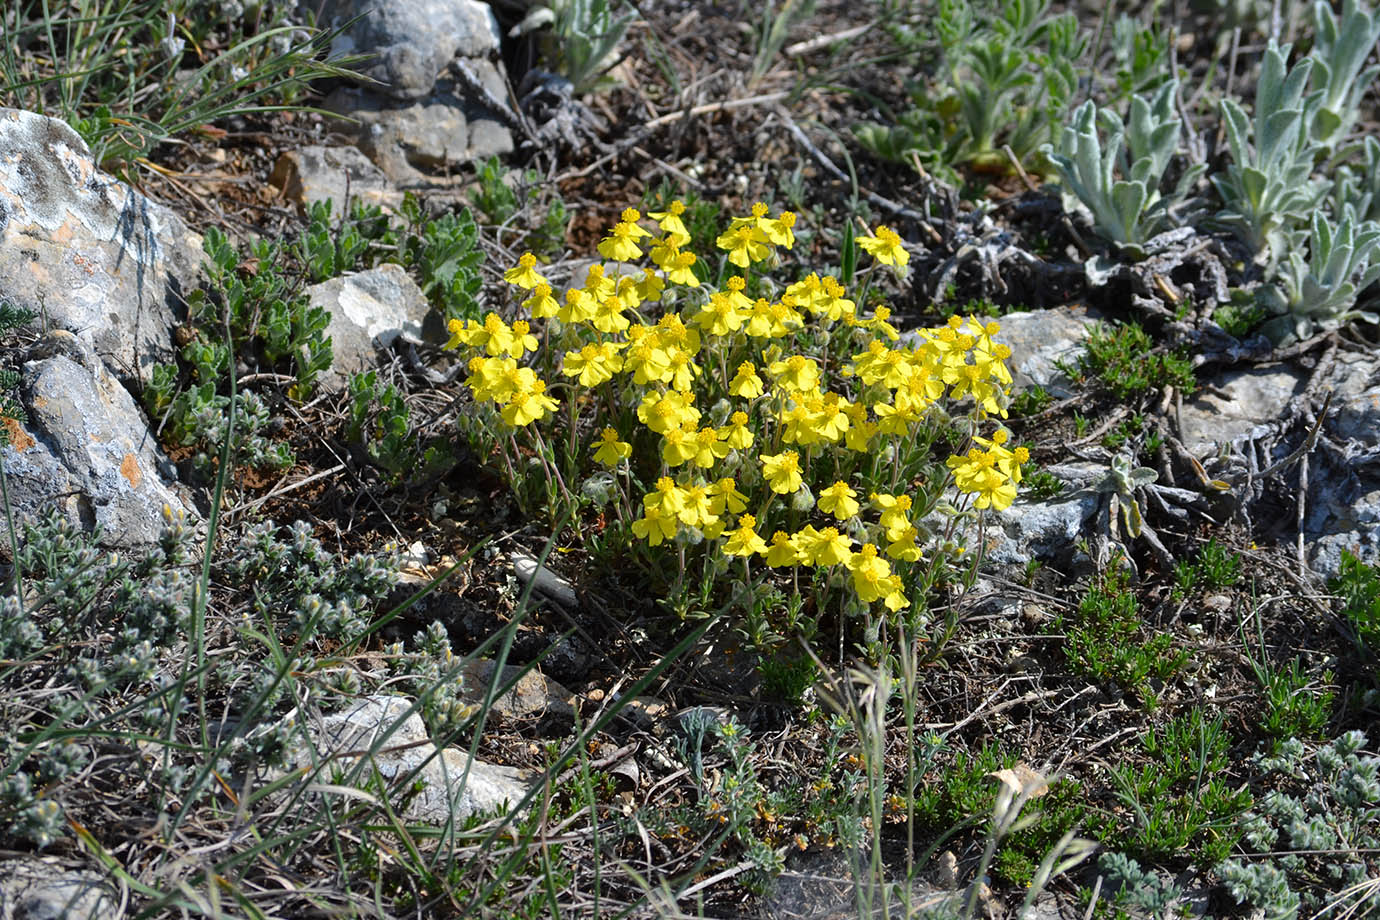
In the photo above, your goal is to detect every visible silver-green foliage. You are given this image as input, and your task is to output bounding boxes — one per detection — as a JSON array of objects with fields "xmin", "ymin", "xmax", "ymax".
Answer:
[
  {"xmin": 1333, "ymin": 136, "xmax": 1380, "ymax": 224},
  {"xmin": 1306, "ymin": 0, "xmax": 1380, "ymax": 150},
  {"xmin": 1044, "ymin": 82, "xmax": 1203, "ymax": 253},
  {"xmin": 513, "ymin": 0, "xmax": 634, "ymax": 95},
  {"xmin": 1217, "ymin": 732, "xmax": 1380, "ymax": 920},
  {"xmin": 1212, "ymin": 41, "xmax": 1324, "ymax": 260},
  {"xmin": 1257, "ymin": 205, "xmax": 1380, "ymax": 343},
  {"xmin": 854, "ymin": 0, "xmax": 1086, "ymax": 177}
]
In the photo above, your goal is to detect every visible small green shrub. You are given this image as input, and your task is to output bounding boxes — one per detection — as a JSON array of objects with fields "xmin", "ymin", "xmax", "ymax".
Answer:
[
  {"xmin": 346, "ymin": 371, "xmax": 455, "ymax": 486},
  {"xmin": 400, "ymin": 196, "xmax": 485, "ymax": 324},
  {"xmin": 1334, "ymin": 551, "xmax": 1380, "ymax": 666},
  {"xmin": 1108, "ymin": 710, "xmax": 1251, "ymax": 864},
  {"xmin": 470, "ymin": 157, "xmax": 569, "ymax": 258},
  {"xmin": 300, "ymin": 199, "xmax": 398, "ymax": 283},
  {"xmin": 1068, "ymin": 320, "xmax": 1195, "ymax": 400},
  {"xmin": 1059, "ymin": 563, "xmax": 1188, "ymax": 705},
  {"xmin": 1008, "ymin": 385, "xmax": 1052, "ymax": 418}
]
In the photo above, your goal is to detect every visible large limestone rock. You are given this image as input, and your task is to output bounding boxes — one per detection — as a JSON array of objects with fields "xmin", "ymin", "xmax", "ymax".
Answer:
[
  {"xmin": 293, "ymin": 694, "xmax": 531, "ymax": 823},
  {"xmin": 0, "ymin": 108, "xmax": 202, "ymax": 383},
  {"xmin": 1, "ymin": 331, "xmax": 192, "ymax": 553}
]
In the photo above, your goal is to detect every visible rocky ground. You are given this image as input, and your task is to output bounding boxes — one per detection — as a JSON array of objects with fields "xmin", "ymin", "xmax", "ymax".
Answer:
[{"xmin": 0, "ymin": 1, "xmax": 1378, "ymax": 918}]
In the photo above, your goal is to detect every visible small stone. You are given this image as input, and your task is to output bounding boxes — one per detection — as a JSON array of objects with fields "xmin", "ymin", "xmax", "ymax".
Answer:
[
  {"xmin": 270, "ymin": 145, "xmax": 400, "ymax": 214},
  {"xmin": 619, "ymin": 695, "xmax": 670, "ymax": 730},
  {"xmin": 290, "ymin": 694, "xmax": 532, "ymax": 823},
  {"xmin": 0, "ymin": 856, "xmax": 120, "ymax": 920},
  {"xmin": 511, "ymin": 552, "xmax": 579, "ymax": 609},
  {"xmin": 1, "ymin": 331, "xmax": 194, "ymax": 556},
  {"xmin": 321, "ymin": 0, "xmax": 501, "ymax": 100},
  {"xmin": 0, "ymin": 108, "xmax": 203, "ymax": 382},
  {"xmin": 460, "ymin": 659, "xmax": 576, "ymax": 734},
  {"xmin": 306, "ymin": 264, "xmax": 436, "ymax": 391},
  {"xmin": 1202, "ymin": 594, "xmax": 1232, "ymax": 612}
]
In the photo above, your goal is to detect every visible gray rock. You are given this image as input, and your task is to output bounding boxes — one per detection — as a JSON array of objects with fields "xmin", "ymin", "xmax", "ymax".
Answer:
[
  {"xmin": 324, "ymin": 69, "xmax": 514, "ymax": 187},
  {"xmin": 307, "ymin": 264, "xmax": 434, "ymax": 391},
  {"xmin": 1177, "ymin": 364, "xmax": 1305, "ymax": 455},
  {"xmin": 982, "ymin": 488, "xmax": 1103, "ymax": 567},
  {"xmin": 0, "ymin": 856, "xmax": 119, "ymax": 920},
  {"xmin": 511, "ymin": 551, "xmax": 579, "ymax": 608},
  {"xmin": 323, "ymin": 0, "xmax": 502, "ymax": 100},
  {"xmin": 1326, "ymin": 351, "xmax": 1380, "ymax": 446},
  {"xmin": 1304, "ymin": 482, "xmax": 1380, "ymax": 581},
  {"xmin": 1, "ymin": 331, "xmax": 192, "ymax": 554},
  {"xmin": 0, "ymin": 108, "xmax": 202, "ymax": 383},
  {"xmin": 270, "ymin": 145, "xmax": 401, "ymax": 214},
  {"xmin": 460, "ymin": 659, "xmax": 576, "ymax": 733},
  {"xmin": 295, "ymin": 694, "xmax": 531, "ymax": 822},
  {"xmin": 991, "ymin": 304, "xmax": 1106, "ymax": 398}
]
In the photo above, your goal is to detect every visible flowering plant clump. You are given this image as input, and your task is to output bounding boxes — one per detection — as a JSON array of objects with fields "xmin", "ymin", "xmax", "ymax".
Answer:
[{"xmin": 446, "ymin": 203, "xmax": 1024, "ymax": 650}]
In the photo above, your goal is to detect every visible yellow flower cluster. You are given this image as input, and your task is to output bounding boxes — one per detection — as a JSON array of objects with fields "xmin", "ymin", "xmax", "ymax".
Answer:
[{"xmin": 445, "ymin": 202, "xmax": 1021, "ymax": 614}]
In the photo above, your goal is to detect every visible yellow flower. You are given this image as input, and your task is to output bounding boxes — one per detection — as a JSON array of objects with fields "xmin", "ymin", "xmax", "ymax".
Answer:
[
  {"xmin": 507, "ymin": 320, "xmax": 538, "ymax": 359},
  {"xmin": 761, "ymin": 210, "xmax": 796, "ymax": 248},
  {"xmin": 744, "ymin": 298, "xmax": 802, "ymax": 338},
  {"xmin": 817, "ymin": 276, "xmax": 856, "ymax": 322},
  {"xmin": 676, "ymin": 481, "xmax": 718, "ymax": 530},
  {"xmin": 558, "ymin": 288, "xmax": 597, "ymax": 325},
  {"xmin": 871, "ymin": 492, "xmax": 913, "ymax": 539},
  {"xmin": 881, "ymin": 577, "xmax": 909, "ymax": 611},
  {"xmin": 562, "ymin": 342, "xmax": 624, "ymax": 386},
  {"xmin": 811, "ymin": 392, "xmax": 851, "ymax": 443},
  {"xmin": 843, "ymin": 414, "xmax": 877, "ymax": 453},
  {"xmin": 765, "ymin": 530, "xmax": 803, "ymax": 567},
  {"xmin": 469, "ymin": 312, "xmax": 516, "ymax": 356},
  {"xmin": 688, "ymin": 425, "xmax": 723, "ymax": 469},
  {"xmin": 522, "ymin": 282, "xmax": 560, "ymax": 318},
  {"xmin": 583, "ymin": 264, "xmax": 617, "ymax": 299},
  {"xmin": 946, "ymin": 448, "xmax": 1018, "ymax": 510},
  {"xmin": 597, "ymin": 208, "xmax": 652, "ymax": 261},
  {"xmin": 708, "ymin": 478, "xmax": 749, "ymax": 515},
  {"xmin": 503, "ymin": 252, "xmax": 547, "ymax": 289},
  {"xmin": 650, "ymin": 236, "xmax": 681, "ymax": 270},
  {"xmin": 665, "ymin": 347, "xmax": 701, "ymax": 392},
  {"xmin": 817, "ymin": 481, "xmax": 860, "ymax": 521},
  {"xmin": 857, "ymin": 226, "xmax": 909, "ymax": 269},
  {"xmin": 644, "ymin": 476, "xmax": 686, "ymax": 517},
  {"xmin": 848, "ymin": 543, "xmax": 893, "ymax": 603},
  {"xmin": 636, "ymin": 267, "xmax": 665, "ymax": 302},
  {"xmin": 885, "ymin": 525, "xmax": 923, "ymax": 562},
  {"xmin": 760, "ymin": 450, "xmax": 803, "ymax": 494},
  {"xmin": 465, "ymin": 355, "xmax": 516, "ymax": 402},
  {"xmin": 443, "ymin": 317, "xmax": 467, "ymax": 350},
  {"xmin": 804, "ymin": 526, "xmax": 854, "ymax": 567},
  {"xmin": 717, "ymin": 411, "xmax": 755, "ymax": 450},
  {"xmin": 664, "ymin": 251, "xmax": 700, "ymax": 286},
  {"xmin": 716, "ymin": 222, "xmax": 771, "ymax": 267},
  {"xmin": 767, "ymin": 354, "xmax": 821, "ymax": 393},
  {"xmin": 590, "ymin": 296, "xmax": 631, "ymax": 334},
  {"xmin": 648, "ymin": 200, "xmax": 691, "ymax": 247},
  {"xmin": 637, "ymin": 390, "xmax": 700, "ymax": 434},
  {"xmin": 660, "ymin": 425, "xmax": 699, "ymax": 467},
  {"xmin": 591, "ymin": 427, "xmax": 632, "ymax": 467},
  {"xmin": 729, "ymin": 362, "xmax": 765, "ymax": 399},
  {"xmin": 693, "ymin": 292, "xmax": 744, "ymax": 337},
  {"xmin": 632, "ymin": 505, "xmax": 678, "ymax": 546},
  {"xmin": 722, "ymin": 276, "xmax": 754, "ymax": 312},
  {"xmin": 499, "ymin": 378, "xmax": 558, "ymax": 426},
  {"xmin": 723, "ymin": 514, "xmax": 768, "ymax": 557}
]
